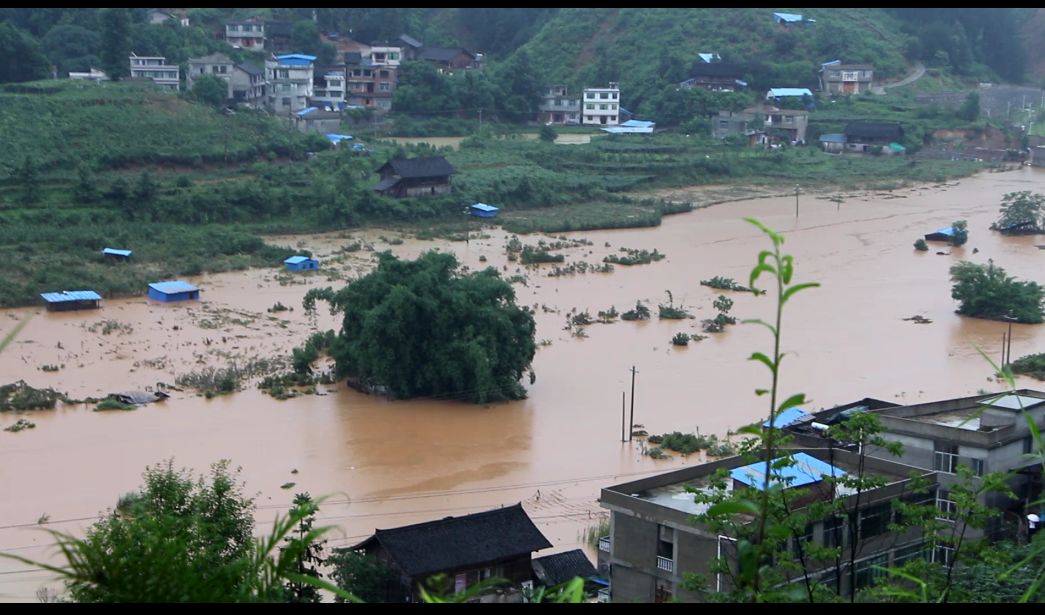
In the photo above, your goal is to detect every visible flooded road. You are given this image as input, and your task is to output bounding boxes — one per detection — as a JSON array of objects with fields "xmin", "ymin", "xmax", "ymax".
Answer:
[{"xmin": 2, "ymin": 167, "xmax": 1045, "ymax": 600}]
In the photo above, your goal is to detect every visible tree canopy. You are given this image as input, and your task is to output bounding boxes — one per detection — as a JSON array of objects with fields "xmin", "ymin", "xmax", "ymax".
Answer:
[
  {"xmin": 305, "ymin": 251, "xmax": 536, "ymax": 403},
  {"xmin": 993, "ymin": 191, "xmax": 1045, "ymax": 234},
  {"xmin": 950, "ymin": 260, "xmax": 1044, "ymax": 324}
]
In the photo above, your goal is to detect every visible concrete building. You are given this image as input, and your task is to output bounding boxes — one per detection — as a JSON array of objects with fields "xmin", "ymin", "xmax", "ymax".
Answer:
[
  {"xmin": 538, "ymin": 85, "xmax": 581, "ymax": 125},
  {"xmin": 582, "ymin": 83, "xmax": 621, "ymax": 126},
  {"xmin": 224, "ymin": 18, "xmax": 265, "ymax": 50},
  {"xmin": 129, "ymin": 53, "xmax": 180, "ymax": 91},
  {"xmin": 266, "ymin": 54, "xmax": 315, "ymax": 115},
  {"xmin": 713, "ymin": 105, "xmax": 809, "ymax": 145},
  {"xmin": 187, "ymin": 52, "xmax": 235, "ymax": 99},
  {"xmin": 312, "ymin": 66, "xmax": 347, "ymax": 109},
  {"xmin": 230, "ymin": 61, "xmax": 267, "ymax": 108},
  {"xmin": 820, "ymin": 62, "xmax": 874, "ymax": 95},
  {"xmin": 344, "ymin": 52, "xmax": 397, "ymax": 111},
  {"xmin": 787, "ymin": 390, "xmax": 1045, "ymax": 544},
  {"xmin": 599, "ymin": 448, "xmax": 936, "ymax": 602}
]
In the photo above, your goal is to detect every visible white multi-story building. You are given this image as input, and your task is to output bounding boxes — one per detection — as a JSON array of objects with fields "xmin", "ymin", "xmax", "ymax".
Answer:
[
  {"xmin": 129, "ymin": 53, "xmax": 180, "ymax": 91},
  {"xmin": 582, "ymin": 82, "xmax": 620, "ymax": 126},
  {"xmin": 312, "ymin": 66, "xmax": 346, "ymax": 109},
  {"xmin": 225, "ymin": 18, "xmax": 265, "ymax": 50},
  {"xmin": 266, "ymin": 54, "xmax": 315, "ymax": 115}
]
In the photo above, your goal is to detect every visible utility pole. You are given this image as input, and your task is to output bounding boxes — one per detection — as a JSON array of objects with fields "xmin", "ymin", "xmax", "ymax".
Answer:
[
  {"xmin": 795, "ymin": 185, "xmax": 800, "ymax": 218},
  {"xmin": 478, "ymin": 107, "xmax": 483, "ymax": 134},
  {"xmin": 628, "ymin": 366, "xmax": 637, "ymax": 442}
]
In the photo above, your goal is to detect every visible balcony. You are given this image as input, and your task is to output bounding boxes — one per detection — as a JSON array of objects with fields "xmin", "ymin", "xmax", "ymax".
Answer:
[
  {"xmin": 656, "ymin": 556, "xmax": 674, "ymax": 573},
  {"xmin": 598, "ymin": 536, "xmax": 611, "ymax": 552}
]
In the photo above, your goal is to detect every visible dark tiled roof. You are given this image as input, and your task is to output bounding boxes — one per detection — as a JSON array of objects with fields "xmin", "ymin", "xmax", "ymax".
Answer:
[
  {"xmin": 378, "ymin": 156, "xmax": 456, "ymax": 179},
  {"xmin": 689, "ymin": 62, "xmax": 744, "ymax": 78},
  {"xmin": 354, "ymin": 503, "xmax": 552, "ymax": 577},
  {"xmin": 265, "ymin": 20, "xmax": 293, "ymax": 37},
  {"xmin": 399, "ymin": 34, "xmax": 423, "ymax": 48},
  {"xmin": 236, "ymin": 61, "xmax": 263, "ymax": 76},
  {"xmin": 531, "ymin": 549, "xmax": 597, "ymax": 587},
  {"xmin": 419, "ymin": 47, "xmax": 474, "ymax": 63},
  {"xmin": 844, "ymin": 121, "xmax": 904, "ymax": 140},
  {"xmin": 373, "ymin": 177, "xmax": 399, "ymax": 192}
]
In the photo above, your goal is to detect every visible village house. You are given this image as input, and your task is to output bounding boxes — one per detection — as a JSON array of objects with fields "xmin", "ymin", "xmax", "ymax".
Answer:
[
  {"xmin": 679, "ymin": 62, "xmax": 747, "ymax": 92},
  {"xmin": 266, "ymin": 53, "xmax": 315, "ymax": 115},
  {"xmin": 264, "ymin": 21, "xmax": 294, "ymax": 53},
  {"xmin": 398, "ymin": 34, "xmax": 424, "ymax": 60},
  {"xmin": 582, "ymin": 83, "xmax": 621, "ymax": 126},
  {"xmin": 224, "ymin": 17, "xmax": 265, "ymax": 50},
  {"xmin": 843, "ymin": 121, "xmax": 905, "ymax": 153},
  {"xmin": 40, "ymin": 290, "xmax": 102, "ymax": 312},
  {"xmin": 230, "ymin": 61, "xmax": 267, "ymax": 108},
  {"xmin": 69, "ymin": 68, "xmax": 109, "ymax": 82},
  {"xmin": 819, "ymin": 61, "xmax": 875, "ymax": 95},
  {"xmin": 293, "ymin": 107, "xmax": 342, "ymax": 134},
  {"xmin": 538, "ymin": 85, "xmax": 581, "ymax": 125},
  {"xmin": 773, "ymin": 12, "xmax": 815, "ymax": 27},
  {"xmin": 350, "ymin": 503, "xmax": 553, "ymax": 602},
  {"xmin": 147, "ymin": 9, "xmax": 188, "ymax": 27},
  {"xmin": 344, "ymin": 50, "xmax": 398, "ymax": 111},
  {"xmin": 418, "ymin": 47, "xmax": 478, "ymax": 74},
  {"xmin": 599, "ymin": 448, "xmax": 936, "ymax": 602},
  {"xmin": 713, "ymin": 104, "xmax": 808, "ymax": 145},
  {"xmin": 186, "ymin": 52, "xmax": 235, "ymax": 100},
  {"xmin": 374, "ymin": 156, "xmax": 455, "ymax": 197},
  {"xmin": 311, "ymin": 65, "xmax": 347, "ymax": 109},
  {"xmin": 147, "ymin": 281, "xmax": 200, "ymax": 302},
  {"xmin": 129, "ymin": 53, "xmax": 180, "ymax": 91}
]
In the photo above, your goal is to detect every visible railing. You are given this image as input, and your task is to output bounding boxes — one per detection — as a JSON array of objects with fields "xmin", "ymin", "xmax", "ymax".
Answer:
[
  {"xmin": 598, "ymin": 536, "xmax": 611, "ymax": 552},
  {"xmin": 656, "ymin": 556, "xmax": 674, "ymax": 573}
]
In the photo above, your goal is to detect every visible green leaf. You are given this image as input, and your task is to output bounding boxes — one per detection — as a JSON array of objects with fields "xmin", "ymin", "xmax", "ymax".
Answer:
[
  {"xmin": 780, "ymin": 255, "xmax": 794, "ymax": 284},
  {"xmin": 741, "ymin": 318, "xmax": 778, "ymax": 337},
  {"xmin": 755, "ymin": 388, "xmax": 769, "ymax": 396},
  {"xmin": 776, "ymin": 393, "xmax": 807, "ymax": 414},
  {"xmin": 707, "ymin": 499, "xmax": 761, "ymax": 517},
  {"xmin": 748, "ymin": 351, "xmax": 776, "ymax": 372},
  {"xmin": 781, "ymin": 282, "xmax": 820, "ymax": 304}
]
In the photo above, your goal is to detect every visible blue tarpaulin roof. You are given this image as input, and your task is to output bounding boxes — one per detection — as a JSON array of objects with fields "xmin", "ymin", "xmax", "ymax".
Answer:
[
  {"xmin": 819, "ymin": 133, "xmax": 846, "ymax": 143},
  {"xmin": 698, "ymin": 52, "xmax": 721, "ymax": 63},
  {"xmin": 763, "ymin": 407, "xmax": 812, "ymax": 429},
  {"xmin": 931, "ymin": 227, "xmax": 956, "ymax": 236},
  {"xmin": 325, "ymin": 133, "xmax": 353, "ymax": 145},
  {"xmin": 284, "ymin": 256, "xmax": 314, "ymax": 265},
  {"xmin": 774, "ymin": 12, "xmax": 803, "ymax": 22},
  {"xmin": 603, "ymin": 119, "xmax": 656, "ymax": 134},
  {"xmin": 768, "ymin": 88, "xmax": 813, "ymax": 98},
  {"xmin": 148, "ymin": 281, "xmax": 198, "ymax": 294},
  {"xmin": 295, "ymin": 107, "xmax": 318, "ymax": 117},
  {"xmin": 41, "ymin": 290, "xmax": 102, "ymax": 303},
  {"xmin": 731, "ymin": 452, "xmax": 846, "ymax": 491},
  {"xmin": 102, "ymin": 248, "xmax": 132, "ymax": 257},
  {"xmin": 470, "ymin": 203, "xmax": 499, "ymax": 212}
]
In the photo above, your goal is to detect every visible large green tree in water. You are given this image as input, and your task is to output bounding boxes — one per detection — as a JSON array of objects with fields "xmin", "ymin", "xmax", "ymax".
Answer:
[{"xmin": 305, "ymin": 251, "xmax": 536, "ymax": 403}]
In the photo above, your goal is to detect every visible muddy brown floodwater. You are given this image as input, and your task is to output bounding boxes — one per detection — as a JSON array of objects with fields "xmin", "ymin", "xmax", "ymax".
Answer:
[{"xmin": 2, "ymin": 168, "xmax": 1045, "ymax": 600}]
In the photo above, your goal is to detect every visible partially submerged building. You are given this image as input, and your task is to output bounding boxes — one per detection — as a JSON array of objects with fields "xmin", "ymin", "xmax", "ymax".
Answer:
[
  {"xmin": 374, "ymin": 156, "xmax": 455, "ymax": 198},
  {"xmin": 147, "ymin": 281, "xmax": 200, "ymax": 302},
  {"xmin": 284, "ymin": 255, "xmax": 320, "ymax": 271},
  {"xmin": 41, "ymin": 290, "xmax": 102, "ymax": 312}
]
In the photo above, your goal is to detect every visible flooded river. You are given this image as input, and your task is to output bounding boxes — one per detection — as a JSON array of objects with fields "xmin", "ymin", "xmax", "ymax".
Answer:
[{"xmin": 2, "ymin": 167, "xmax": 1044, "ymax": 600}]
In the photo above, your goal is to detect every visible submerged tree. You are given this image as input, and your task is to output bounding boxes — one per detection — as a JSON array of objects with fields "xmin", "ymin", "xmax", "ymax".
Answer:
[
  {"xmin": 304, "ymin": 251, "xmax": 536, "ymax": 403},
  {"xmin": 992, "ymin": 191, "xmax": 1045, "ymax": 234},
  {"xmin": 950, "ymin": 260, "xmax": 1044, "ymax": 324}
]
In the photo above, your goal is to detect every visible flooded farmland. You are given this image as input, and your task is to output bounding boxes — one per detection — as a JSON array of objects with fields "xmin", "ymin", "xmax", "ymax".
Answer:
[{"xmin": 2, "ymin": 167, "xmax": 1044, "ymax": 600}]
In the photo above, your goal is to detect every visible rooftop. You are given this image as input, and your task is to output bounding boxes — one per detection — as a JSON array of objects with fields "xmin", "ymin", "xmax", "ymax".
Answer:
[
  {"xmin": 41, "ymin": 290, "xmax": 102, "ymax": 303},
  {"xmin": 148, "ymin": 281, "xmax": 199, "ymax": 294}
]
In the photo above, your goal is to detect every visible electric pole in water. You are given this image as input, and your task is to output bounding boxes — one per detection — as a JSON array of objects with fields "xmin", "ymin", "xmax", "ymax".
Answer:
[
  {"xmin": 795, "ymin": 185, "xmax": 800, "ymax": 218},
  {"xmin": 628, "ymin": 366, "xmax": 637, "ymax": 441}
]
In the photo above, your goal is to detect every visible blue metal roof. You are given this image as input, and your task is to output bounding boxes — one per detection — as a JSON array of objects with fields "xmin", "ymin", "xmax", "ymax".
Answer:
[
  {"xmin": 275, "ymin": 53, "xmax": 316, "ymax": 66},
  {"xmin": 774, "ymin": 12, "xmax": 803, "ymax": 22},
  {"xmin": 931, "ymin": 226, "xmax": 956, "ymax": 236},
  {"xmin": 41, "ymin": 290, "xmax": 102, "ymax": 303},
  {"xmin": 698, "ymin": 52, "xmax": 721, "ymax": 64},
  {"xmin": 470, "ymin": 203, "xmax": 498, "ymax": 212},
  {"xmin": 148, "ymin": 281, "xmax": 198, "ymax": 294},
  {"xmin": 102, "ymin": 248, "xmax": 132, "ymax": 257},
  {"xmin": 819, "ymin": 133, "xmax": 846, "ymax": 143},
  {"xmin": 731, "ymin": 452, "xmax": 846, "ymax": 491},
  {"xmin": 295, "ymin": 107, "xmax": 318, "ymax": 117},
  {"xmin": 763, "ymin": 407, "xmax": 812, "ymax": 429},
  {"xmin": 768, "ymin": 88, "xmax": 813, "ymax": 98},
  {"xmin": 325, "ymin": 133, "xmax": 353, "ymax": 145},
  {"xmin": 284, "ymin": 255, "xmax": 313, "ymax": 265}
]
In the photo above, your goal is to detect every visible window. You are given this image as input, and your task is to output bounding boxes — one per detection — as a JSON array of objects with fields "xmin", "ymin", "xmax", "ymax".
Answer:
[
  {"xmin": 379, "ymin": 83, "xmax": 389, "ymax": 92},
  {"xmin": 380, "ymin": 70, "xmax": 389, "ymax": 78},
  {"xmin": 719, "ymin": 120, "xmax": 730, "ymax": 128},
  {"xmin": 936, "ymin": 490, "xmax": 957, "ymax": 520},
  {"xmin": 281, "ymin": 97, "xmax": 290, "ymax": 106},
  {"xmin": 854, "ymin": 553, "xmax": 889, "ymax": 589},
  {"xmin": 600, "ymin": 104, "xmax": 607, "ymax": 110},
  {"xmin": 859, "ymin": 502, "xmax": 891, "ymax": 540},
  {"xmin": 792, "ymin": 522, "xmax": 815, "ymax": 557},
  {"xmin": 611, "ymin": 92, "xmax": 618, "ymax": 99},
  {"xmin": 892, "ymin": 542, "xmax": 928, "ymax": 567},
  {"xmin": 934, "ymin": 443, "xmax": 959, "ymax": 474},
  {"xmin": 968, "ymin": 458, "xmax": 985, "ymax": 476},
  {"xmin": 277, "ymin": 69, "xmax": 289, "ymax": 80},
  {"xmin": 933, "ymin": 545, "xmax": 955, "ymax": 566},
  {"xmin": 657, "ymin": 524, "xmax": 674, "ymax": 558},
  {"xmin": 586, "ymin": 93, "xmax": 595, "ymax": 99},
  {"xmin": 611, "ymin": 104, "xmax": 617, "ymax": 110},
  {"xmin": 390, "ymin": 52, "xmax": 399, "ymax": 60},
  {"xmin": 823, "ymin": 516, "xmax": 844, "ymax": 549},
  {"xmin": 1025, "ymin": 436, "xmax": 1035, "ymax": 455},
  {"xmin": 586, "ymin": 104, "xmax": 594, "ymax": 110}
]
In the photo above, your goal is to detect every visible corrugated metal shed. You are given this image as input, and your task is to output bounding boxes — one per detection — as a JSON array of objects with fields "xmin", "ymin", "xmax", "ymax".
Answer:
[
  {"xmin": 41, "ymin": 290, "xmax": 102, "ymax": 303},
  {"xmin": 819, "ymin": 133, "xmax": 846, "ymax": 143},
  {"xmin": 284, "ymin": 256, "xmax": 309, "ymax": 265},
  {"xmin": 767, "ymin": 88, "xmax": 813, "ymax": 98},
  {"xmin": 470, "ymin": 203, "xmax": 498, "ymax": 213},
  {"xmin": 731, "ymin": 452, "xmax": 846, "ymax": 491},
  {"xmin": 148, "ymin": 281, "xmax": 199, "ymax": 294},
  {"xmin": 102, "ymin": 248, "xmax": 132, "ymax": 257},
  {"xmin": 773, "ymin": 12, "xmax": 803, "ymax": 22},
  {"xmin": 763, "ymin": 407, "xmax": 812, "ymax": 429},
  {"xmin": 981, "ymin": 394, "xmax": 1045, "ymax": 411}
]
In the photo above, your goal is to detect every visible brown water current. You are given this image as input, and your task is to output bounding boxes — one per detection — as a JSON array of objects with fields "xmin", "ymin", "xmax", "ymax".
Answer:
[{"xmin": 2, "ymin": 168, "xmax": 1045, "ymax": 600}]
